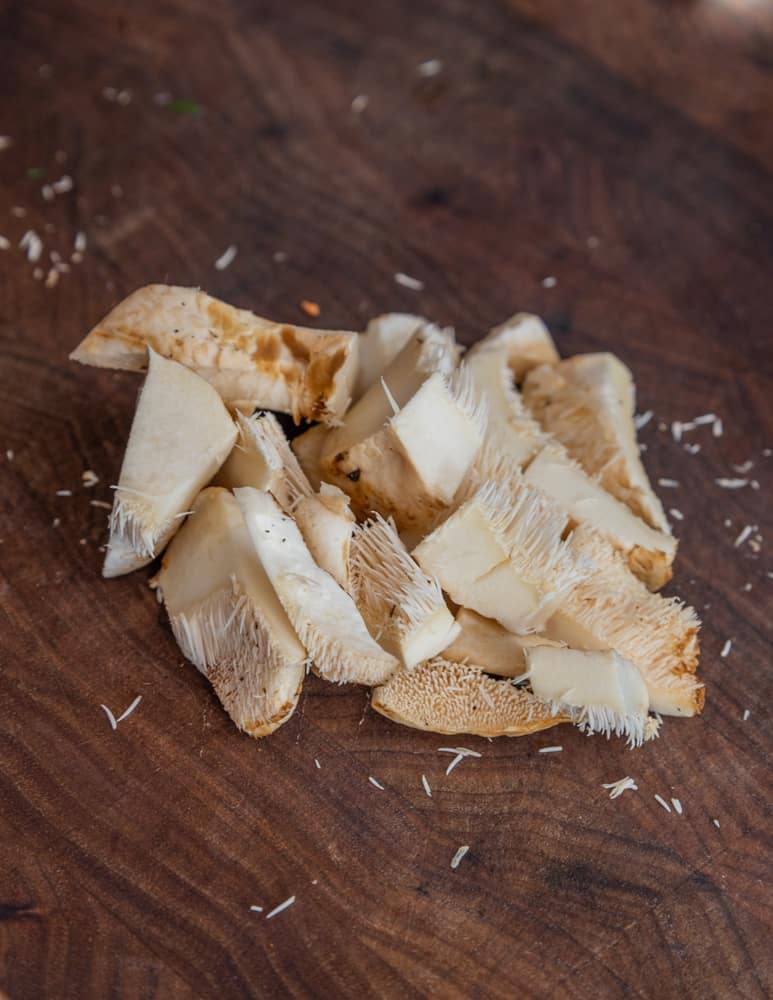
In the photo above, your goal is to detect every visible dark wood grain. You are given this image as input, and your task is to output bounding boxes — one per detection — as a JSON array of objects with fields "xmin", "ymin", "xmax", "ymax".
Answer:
[{"xmin": 1, "ymin": 1, "xmax": 772, "ymax": 997}]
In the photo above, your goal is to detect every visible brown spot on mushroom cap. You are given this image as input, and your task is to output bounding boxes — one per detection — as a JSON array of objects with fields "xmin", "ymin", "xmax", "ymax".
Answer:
[
  {"xmin": 281, "ymin": 326, "xmax": 311, "ymax": 363},
  {"xmin": 207, "ymin": 298, "xmax": 241, "ymax": 338},
  {"xmin": 252, "ymin": 334, "xmax": 280, "ymax": 364},
  {"xmin": 306, "ymin": 347, "xmax": 348, "ymax": 418}
]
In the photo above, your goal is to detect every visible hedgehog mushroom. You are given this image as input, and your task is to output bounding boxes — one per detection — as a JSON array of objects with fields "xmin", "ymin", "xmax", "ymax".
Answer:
[
  {"xmin": 519, "ymin": 646, "xmax": 658, "ymax": 747},
  {"xmin": 235, "ymin": 487, "xmax": 398, "ymax": 685},
  {"xmin": 70, "ymin": 284, "xmax": 359, "ymax": 423},
  {"xmin": 545, "ymin": 524, "xmax": 702, "ymax": 717},
  {"xmin": 355, "ymin": 313, "xmax": 428, "ymax": 400},
  {"xmin": 522, "ymin": 353, "xmax": 671, "ymax": 533},
  {"xmin": 371, "ymin": 658, "xmax": 567, "ymax": 737},
  {"xmin": 103, "ymin": 349, "xmax": 237, "ymax": 577},
  {"xmin": 155, "ymin": 488, "xmax": 307, "ymax": 737},
  {"xmin": 351, "ymin": 514, "xmax": 460, "ymax": 668},
  {"xmin": 474, "ymin": 312, "xmax": 560, "ymax": 383},
  {"xmin": 218, "ymin": 411, "xmax": 355, "ymax": 591},
  {"xmin": 413, "ymin": 480, "xmax": 584, "ymax": 634},
  {"xmin": 444, "ymin": 607, "xmax": 565, "ymax": 677}
]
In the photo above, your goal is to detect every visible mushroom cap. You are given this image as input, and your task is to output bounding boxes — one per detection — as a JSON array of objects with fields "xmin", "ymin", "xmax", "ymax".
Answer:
[
  {"xmin": 372, "ymin": 658, "xmax": 567, "ymax": 737},
  {"xmin": 70, "ymin": 284, "xmax": 358, "ymax": 423}
]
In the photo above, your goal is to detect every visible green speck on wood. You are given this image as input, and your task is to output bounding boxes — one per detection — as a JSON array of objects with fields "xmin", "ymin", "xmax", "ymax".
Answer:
[
  {"xmin": 27, "ymin": 166, "xmax": 46, "ymax": 179},
  {"xmin": 168, "ymin": 99, "xmax": 201, "ymax": 116}
]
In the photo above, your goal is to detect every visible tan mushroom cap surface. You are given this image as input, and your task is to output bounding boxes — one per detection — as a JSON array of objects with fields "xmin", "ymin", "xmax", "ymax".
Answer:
[
  {"xmin": 70, "ymin": 284, "xmax": 359, "ymax": 423},
  {"xmin": 372, "ymin": 658, "xmax": 567, "ymax": 737}
]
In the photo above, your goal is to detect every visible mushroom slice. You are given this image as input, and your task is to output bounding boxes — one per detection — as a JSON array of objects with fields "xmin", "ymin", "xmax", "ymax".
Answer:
[
  {"xmin": 218, "ymin": 412, "xmax": 354, "ymax": 590},
  {"xmin": 355, "ymin": 313, "xmax": 427, "ymax": 399},
  {"xmin": 524, "ymin": 445, "xmax": 676, "ymax": 589},
  {"xmin": 70, "ymin": 284, "xmax": 358, "ymax": 423},
  {"xmin": 545, "ymin": 524, "xmax": 702, "ymax": 717},
  {"xmin": 291, "ymin": 423, "xmax": 328, "ymax": 491},
  {"xmin": 216, "ymin": 411, "xmax": 308, "ymax": 507},
  {"xmin": 293, "ymin": 484, "xmax": 355, "ymax": 593},
  {"xmin": 322, "ymin": 366, "xmax": 486, "ymax": 535},
  {"xmin": 472, "ymin": 313, "xmax": 559, "ymax": 383},
  {"xmin": 351, "ymin": 514, "xmax": 460, "ymax": 669},
  {"xmin": 103, "ymin": 349, "xmax": 237, "ymax": 578},
  {"xmin": 322, "ymin": 321, "xmax": 458, "ymax": 477},
  {"xmin": 444, "ymin": 608, "xmax": 564, "ymax": 678},
  {"xmin": 156, "ymin": 488, "xmax": 306, "ymax": 737},
  {"xmin": 520, "ymin": 646, "xmax": 657, "ymax": 747},
  {"xmin": 214, "ymin": 411, "xmax": 283, "ymax": 494},
  {"xmin": 413, "ymin": 480, "xmax": 584, "ymax": 634},
  {"xmin": 522, "ymin": 354, "xmax": 670, "ymax": 533},
  {"xmin": 371, "ymin": 658, "xmax": 567, "ymax": 737},
  {"xmin": 465, "ymin": 342, "xmax": 547, "ymax": 467},
  {"xmin": 235, "ymin": 487, "xmax": 398, "ymax": 685}
]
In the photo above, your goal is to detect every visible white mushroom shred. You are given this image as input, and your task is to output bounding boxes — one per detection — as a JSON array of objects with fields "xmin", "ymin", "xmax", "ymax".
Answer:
[
  {"xmin": 734, "ymin": 525, "xmax": 753, "ymax": 548},
  {"xmin": 116, "ymin": 695, "xmax": 142, "ymax": 722},
  {"xmin": 602, "ymin": 776, "xmax": 637, "ymax": 799},
  {"xmin": 100, "ymin": 704, "xmax": 118, "ymax": 730},
  {"xmin": 214, "ymin": 244, "xmax": 238, "ymax": 270},
  {"xmin": 394, "ymin": 272, "xmax": 424, "ymax": 291},
  {"xmin": 450, "ymin": 845, "xmax": 470, "ymax": 869},
  {"xmin": 265, "ymin": 896, "xmax": 296, "ymax": 919}
]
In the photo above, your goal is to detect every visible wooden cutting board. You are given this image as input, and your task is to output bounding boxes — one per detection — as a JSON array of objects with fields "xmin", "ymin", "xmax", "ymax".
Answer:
[{"xmin": 1, "ymin": 1, "xmax": 771, "ymax": 997}]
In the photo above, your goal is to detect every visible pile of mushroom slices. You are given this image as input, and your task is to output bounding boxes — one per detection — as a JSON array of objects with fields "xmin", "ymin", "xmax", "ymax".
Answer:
[{"xmin": 71, "ymin": 284, "xmax": 702, "ymax": 744}]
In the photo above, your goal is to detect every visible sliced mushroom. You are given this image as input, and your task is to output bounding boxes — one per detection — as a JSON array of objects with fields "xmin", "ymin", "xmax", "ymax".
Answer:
[
  {"xmin": 290, "ymin": 423, "xmax": 328, "ymax": 491},
  {"xmin": 413, "ymin": 479, "xmax": 584, "ymax": 634},
  {"xmin": 70, "ymin": 284, "xmax": 358, "ymax": 423},
  {"xmin": 444, "ymin": 607, "xmax": 565, "ymax": 677},
  {"xmin": 472, "ymin": 313, "xmax": 559, "ymax": 383},
  {"xmin": 235, "ymin": 487, "xmax": 399, "ymax": 685},
  {"xmin": 524, "ymin": 445, "xmax": 676, "ymax": 589},
  {"xmin": 322, "ymin": 366, "xmax": 486, "ymax": 535},
  {"xmin": 322, "ymin": 322, "xmax": 458, "ymax": 472},
  {"xmin": 156, "ymin": 488, "xmax": 307, "ymax": 737},
  {"xmin": 294, "ymin": 483, "xmax": 355, "ymax": 593},
  {"xmin": 351, "ymin": 514, "xmax": 459, "ymax": 668},
  {"xmin": 218, "ymin": 412, "xmax": 354, "ymax": 590},
  {"xmin": 465, "ymin": 340, "xmax": 547, "ymax": 467},
  {"xmin": 522, "ymin": 353, "xmax": 670, "ymax": 533},
  {"xmin": 521, "ymin": 646, "xmax": 657, "ymax": 747},
  {"xmin": 371, "ymin": 658, "xmax": 567, "ymax": 737},
  {"xmin": 545, "ymin": 524, "xmax": 702, "ymax": 717},
  {"xmin": 103, "ymin": 349, "xmax": 237, "ymax": 578},
  {"xmin": 355, "ymin": 313, "xmax": 427, "ymax": 399}
]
